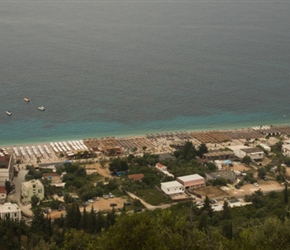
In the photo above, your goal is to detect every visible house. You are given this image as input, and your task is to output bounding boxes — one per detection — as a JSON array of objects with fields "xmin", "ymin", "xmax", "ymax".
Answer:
[
  {"xmin": 155, "ymin": 163, "xmax": 167, "ymax": 172},
  {"xmin": 0, "ymin": 202, "xmax": 21, "ymax": 222},
  {"xmin": 161, "ymin": 181, "xmax": 185, "ymax": 196},
  {"xmin": 155, "ymin": 163, "xmax": 174, "ymax": 178},
  {"xmin": 0, "ymin": 186, "xmax": 6, "ymax": 203},
  {"xmin": 177, "ymin": 174, "xmax": 205, "ymax": 189},
  {"xmin": 0, "ymin": 154, "xmax": 14, "ymax": 186},
  {"xmin": 128, "ymin": 174, "xmax": 144, "ymax": 181},
  {"xmin": 21, "ymin": 179, "xmax": 44, "ymax": 203}
]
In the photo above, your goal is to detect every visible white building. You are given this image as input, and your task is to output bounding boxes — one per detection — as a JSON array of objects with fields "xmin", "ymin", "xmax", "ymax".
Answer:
[
  {"xmin": 21, "ymin": 179, "xmax": 44, "ymax": 203},
  {"xmin": 0, "ymin": 202, "xmax": 21, "ymax": 222},
  {"xmin": 240, "ymin": 148, "xmax": 264, "ymax": 161},
  {"xmin": 282, "ymin": 144, "xmax": 290, "ymax": 157},
  {"xmin": 0, "ymin": 154, "xmax": 14, "ymax": 186},
  {"xmin": 228, "ymin": 145, "xmax": 264, "ymax": 161},
  {"xmin": 259, "ymin": 144, "xmax": 271, "ymax": 152},
  {"xmin": 161, "ymin": 181, "xmax": 185, "ymax": 196},
  {"xmin": 156, "ymin": 163, "xmax": 167, "ymax": 171}
]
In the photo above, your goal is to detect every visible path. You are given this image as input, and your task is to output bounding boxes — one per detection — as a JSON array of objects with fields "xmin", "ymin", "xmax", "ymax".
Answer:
[
  {"xmin": 9, "ymin": 169, "xmax": 33, "ymax": 217},
  {"xmin": 126, "ymin": 192, "xmax": 171, "ymax": 210}
]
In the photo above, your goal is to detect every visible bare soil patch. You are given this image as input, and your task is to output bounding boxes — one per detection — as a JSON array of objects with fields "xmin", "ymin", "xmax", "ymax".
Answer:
[
  {"xmin": 194, "ymin": 186, "xmax": 228, "ymax": 199},
  {"xmin": 49, "ymin": 197, "xmax": 128, "ymax": 219},
  {"xmin": 84, "ymin": 163, "xmax": 112, "ymax": 178},
  {"xmin": 223, "ymin": 180, "xmax": 284, "ymax": 197},
  {"xmin": 81, "ymin": 197, "xmax": 128, "ymax": 213},
  {"xmin": 232, "ymin": 163, "xmax": 250, "ymax": 172}
]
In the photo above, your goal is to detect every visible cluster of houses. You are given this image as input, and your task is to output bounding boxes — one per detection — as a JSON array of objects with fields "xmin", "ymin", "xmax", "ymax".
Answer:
[{"xmin": 158, "ymin": 145, "xmax": 269, "ymax": 197}]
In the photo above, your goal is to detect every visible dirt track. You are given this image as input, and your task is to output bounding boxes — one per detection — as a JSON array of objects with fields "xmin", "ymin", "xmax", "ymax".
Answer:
[{"xmin": 84, "ymin": 163, "xmax": 112, "ymax": 178}]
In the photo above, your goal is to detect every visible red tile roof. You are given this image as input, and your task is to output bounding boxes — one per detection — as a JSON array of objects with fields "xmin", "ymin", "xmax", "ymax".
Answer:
[
  {"xmin": 0, "ymin": 186, "xmax": 7, "ymax": 194},
  {"xmin": 156, "ymin": 163, "xmax": 164, "ymax": 168},
  {"xmin": 128, "ymin": 174, "xmax": 144, "ymax": 181}
]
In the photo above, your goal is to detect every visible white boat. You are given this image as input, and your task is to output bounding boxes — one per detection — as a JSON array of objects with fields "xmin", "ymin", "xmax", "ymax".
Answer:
[
  {"xmin": 24, "ymin": 98, "xmax": 30, "ymax": 103},
  {"xmin": 6, "ymin": 111, "xmax": 12, "ymax": 116},
  {"xmin": 38, "ymin": 106, "xmax": 45, "ymax": 111}
]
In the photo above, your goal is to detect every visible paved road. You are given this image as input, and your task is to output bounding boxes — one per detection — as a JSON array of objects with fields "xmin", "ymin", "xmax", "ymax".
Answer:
[{"xmin": 8, "ymin": 169, "xmax": 33, "ymax": 217}]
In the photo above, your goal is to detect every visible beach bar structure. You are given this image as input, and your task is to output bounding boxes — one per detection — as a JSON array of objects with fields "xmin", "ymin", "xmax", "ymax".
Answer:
[
  {"xmin": 161, "ymin": 181, "xmax": 185, "ymax": 196},
  {"xmin": 177, "ymin": 174, "xmax": 205, "ymax": 189}
]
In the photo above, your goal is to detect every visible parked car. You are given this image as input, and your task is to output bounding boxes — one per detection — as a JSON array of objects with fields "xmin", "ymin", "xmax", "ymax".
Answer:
[
  {"xmin": 124, "ymin": 201, "xmax": 132, "ymax": 206},
  {"xmin": 235, "ymin": 184, "xmax": 241, "ymax": 189},
  {"xmin": 110, "ymin": 203, "xmax": 117, "ymax": 207},
  {"xmin": 262, "ymin": 176, "xmax": 268, "ymax": 181},
  {"xmin": 88, "ymin": 199, "xmax": 94, "ymax": 203},
  {"xmin": 109, "ymin": 193, "xmax": 114, "ymax": 198},
  {"xmin": 103, "ymin": 195, "xmax": 109, "ymax": 199},
  {"xmin": 253, "ymin": 182, "xmax": 259, "ymax": 187}
]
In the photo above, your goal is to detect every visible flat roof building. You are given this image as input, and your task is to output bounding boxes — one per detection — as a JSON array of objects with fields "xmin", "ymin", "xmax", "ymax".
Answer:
[
  {"xmin": 0, "ymin": 202, "xmax": 21, "ymax": 222},
  {"xmin": 21, "ymin": 179, "xmax": 44, "ymax": 203},
  {"xmin": 161, "ymin": 181, "xmax": 185, "ymax": 196},
  {"xmin": 241, "ymin": 147, "xmax": 264, "ymax": 161},
  {"xmin": 177, "ymin": 174, "xmax": 205, "ymax": 189},
  {"xmin": 203, "ymin": 150, "xmax": 235, "ymax": 161}
]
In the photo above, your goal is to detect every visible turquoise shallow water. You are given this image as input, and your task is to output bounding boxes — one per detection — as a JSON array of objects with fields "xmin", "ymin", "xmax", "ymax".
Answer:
[{"xmin": 0, "ymin": 0, "xmax": 290, "ymax": 146}]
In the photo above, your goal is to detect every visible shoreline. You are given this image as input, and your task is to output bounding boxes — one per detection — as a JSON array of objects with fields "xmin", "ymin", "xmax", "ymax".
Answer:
[{"xmin": 1, "ymin": 121, "xmax": 289, "ymax": 148}]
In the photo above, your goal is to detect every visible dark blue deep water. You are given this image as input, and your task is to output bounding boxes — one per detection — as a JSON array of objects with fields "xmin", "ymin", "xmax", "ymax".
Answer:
[{"xmin": 0, "ymin": 0, "xmax": 290, "ymax": 145}]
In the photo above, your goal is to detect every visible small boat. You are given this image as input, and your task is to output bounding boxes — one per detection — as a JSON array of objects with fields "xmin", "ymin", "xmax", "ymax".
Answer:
[
  {"xmin": 6, "ymin": 111, "xmax": 12, "ymax": 116},
  {"xmin": 24, "ymin": 98, "xmax": 30, "ymax": 103},
  {"xmin": 38, "ymin": 106, "xmax": 45, "ymax": 111}
]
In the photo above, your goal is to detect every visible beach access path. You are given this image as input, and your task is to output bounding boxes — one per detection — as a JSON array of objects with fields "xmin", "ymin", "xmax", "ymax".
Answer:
[{"xmin": 9, "ymin": 169, "xmax": 33, "ymax": 218}]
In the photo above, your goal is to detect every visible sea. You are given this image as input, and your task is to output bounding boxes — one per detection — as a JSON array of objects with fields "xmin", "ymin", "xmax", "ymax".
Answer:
[{"xmin": 0, "ymin": 0, "xmax": 290, "ymax": 146}]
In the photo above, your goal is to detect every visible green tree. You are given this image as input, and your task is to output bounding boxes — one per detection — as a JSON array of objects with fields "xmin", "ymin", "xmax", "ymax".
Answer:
[
  {"xmin": 65, "ymin": 203, "xmax": 81, "ymax": 229},
  {"xmin": 31, "ymin": 195, "xmax": 40, "ymax": 208},
  {"xmin": 174, "ymin": 141, "xmax": 197, "ymax": 162},
  {"xmin": 222, "ymin": 220, "xmax": 233, "ymax": 240},
  {"xmin": 5, "ymin": 180, "xmax": 13, "ymax": 195},
  {"xmin": 87, "ymin": 206, "xmax": 97, "ymax": 234},
  {"xmin": 61, "ymin": 229, "xmax": 98, "ymax": 250},
  {"xmin": 258, "ymin": 167, "xmax": 267, "ymax": 179},
  {"xmin": 198, "ymin": 211, "xmax": 209, "ymax": 233},
  {"xmin": 81, "ymin": 207, "xmax": 89, "ymax": 232},
  {"xmin": 242, "ymin": 155, "xmax": 252, "ymax": 165},
  {"xmin": 201, "ymin": 196, "xmax": 213, "ymax": 217},
  {"xmin": 222, "ymin": 200, "xmax": 232, "ymax": 220},
  {"xmin": 107, "ymin": 208, "xmax": 116, "ymax": 227},
  {"xmin": 284, "ymin": 183, "xmax": 289, "ymax": 204},
  {"xmin": 197, "ymin": 143, "xmax": 208, "ymax": 158},
  {"xmin": 96, "ymin": 211, "xmax": 105, "ymax": 233},
  {"xmin": 109, "ymin": 158, "xmax": 128, "ymax": 173}
]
